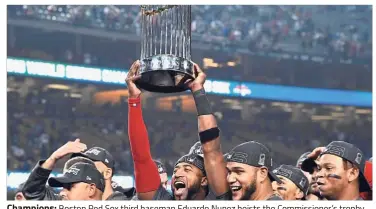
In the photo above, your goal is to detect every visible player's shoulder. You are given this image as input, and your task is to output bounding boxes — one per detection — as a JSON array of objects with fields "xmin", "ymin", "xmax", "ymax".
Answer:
[
  {"xmin": 153, "ymin": 185, "xmax": 173, "ymax": 200},
  {"xmin": 205, "ymin": 191, "xmax": 232, "ymax": 200}
]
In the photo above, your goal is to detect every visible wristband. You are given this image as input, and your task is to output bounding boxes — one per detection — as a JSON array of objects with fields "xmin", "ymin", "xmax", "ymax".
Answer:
[
  {"xmin": 193, "ymin": 88, "xmax": 212, "ymax": 116},
  {"xmin": 199, "ymin": 127, "xmax": 220, "ymax": 144}
]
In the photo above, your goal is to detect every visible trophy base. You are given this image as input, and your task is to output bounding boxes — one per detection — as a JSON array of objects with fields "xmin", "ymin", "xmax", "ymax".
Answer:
[{"xmin": 135, "ymin": 54, "xmax": 195, "ymax": 93}]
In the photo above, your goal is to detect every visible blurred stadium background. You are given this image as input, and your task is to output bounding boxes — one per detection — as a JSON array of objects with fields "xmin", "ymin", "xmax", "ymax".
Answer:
[{"xmin": 6, "ymin": 5, "xmax": 372, "ymax": 198}]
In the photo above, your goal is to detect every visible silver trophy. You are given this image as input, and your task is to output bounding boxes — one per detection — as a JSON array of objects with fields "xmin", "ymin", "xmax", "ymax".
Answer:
[{"xmin": 135, "ymin": 5, "xmax": 194, "ymax": 93}]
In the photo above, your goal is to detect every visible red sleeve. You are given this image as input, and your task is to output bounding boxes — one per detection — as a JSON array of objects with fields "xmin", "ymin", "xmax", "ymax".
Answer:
[{"xmin": 128, "ymin": 97, "xmax": 160, "ymax": 193}]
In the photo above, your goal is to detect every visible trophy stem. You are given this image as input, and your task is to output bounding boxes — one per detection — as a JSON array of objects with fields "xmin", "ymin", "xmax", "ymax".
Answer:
[
  {"xmin": 179, "ymin": 6, "xmax": 183, "ymax": 58},
  {"xmin": 164, "ymin": 12, "xmax": 169, "ymax": 54},
  {"xmin": 159, "ymin": 11, "xmax": 163, "ymax": 55},
  {"xmin": 170, "ymin": 8, "xmax": 173, "ymax": 55},
  {"xmin": 188, "ymin": 6, "xmax": 191, "ymax": 60}
]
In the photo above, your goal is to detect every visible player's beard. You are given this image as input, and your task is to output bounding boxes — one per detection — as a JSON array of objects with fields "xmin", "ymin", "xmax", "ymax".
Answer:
[
  {"xmin": 175, "ymin": 179, "xmax": 201, "ymax": 200},
  {"xmin": 240, "ymin": 176, "xmax": 257, "ymax": 200}
]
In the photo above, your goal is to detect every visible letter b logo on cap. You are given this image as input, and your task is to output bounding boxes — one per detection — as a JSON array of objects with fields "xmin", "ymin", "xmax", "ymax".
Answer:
[{"xmin": 258, "ymin": 154, "xmax": 265, "ymax": 166}]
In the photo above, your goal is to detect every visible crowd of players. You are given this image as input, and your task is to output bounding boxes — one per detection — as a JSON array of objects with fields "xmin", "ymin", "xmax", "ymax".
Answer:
[{"xmin": 13, "ymin": 61, "xmax": 372, "ymax": 201}]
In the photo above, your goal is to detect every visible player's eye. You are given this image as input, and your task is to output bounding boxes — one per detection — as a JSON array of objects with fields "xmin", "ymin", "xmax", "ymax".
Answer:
[
  {"xmin": 235, "ymin": 170, "xmax": 243, "ymax": 175},
  {"xmin": 325, "ymin": 167, "xmax": 333, "ymax": 171}
]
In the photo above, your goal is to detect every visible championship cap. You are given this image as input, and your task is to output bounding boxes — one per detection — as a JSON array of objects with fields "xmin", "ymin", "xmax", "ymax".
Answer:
[
  {"xmin": 273, "ymin": 165, "xmax": 309, "ymax": 196},
  {"xmin": 48, "ymin": 162, "xmax": 105, "ymax": 192},
  {"xmin": 71, "ymin": 147, "xmax": 115, "ymax": 171},
  {"xmin": 296, "ymin": 152, "xmax": 310, "ymax": 168},
  {"xmin": 225, "ymin": 141, "xmax": 281, "ymax": 183},
  {"xmin": 189, "ymin": 141, "xmax": 204, "ymax": 158},
  {"xmin": 154, "ymin": 160, "xmax": 167, "ymax": 174},
  {"xmin": 111, "ymin": 181, "xmax": 136, "ymax": 198},
  {"xmin": 175, "ymin": 153, "xmax": 206, "ymax": 176},
  {"xmin": 320, "ymin": 141, "xmax": 371, "ymax": 192}
]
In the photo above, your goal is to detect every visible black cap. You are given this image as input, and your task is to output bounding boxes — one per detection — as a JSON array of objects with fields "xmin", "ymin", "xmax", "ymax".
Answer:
[
  {"xmin": 296, "ymin": 152, "xmax": 310, "ymax": 168},
  {"xmin": 225, "ymin": 141, "xmax": 281, "ymax": 184},
  {"xmin": 111, "ymin": 181, "xmax": 136, "ymax": 198},
  {"xmin": 48, "ymin": 162, "xmax": 105, "ymax": 192},
  {"xmin": 301, "ymin": 157, "xmax": 318, "ymax": 174},
  {"xmin": 273, "ymin": 165, "xmax": 309, "ymax": 196},
  {"xmin": 154, "ymin": 160, "xmax": 167, "ymax": 174},
  {"xmin": 71, "ymin": 147, "xmax": 115, "ymax": 171},
  {"xmin": 320, "ymin": 141, "xmax": 370, "ymax": 192},
  {"xmin": 175, "ymin": 153, "xmax": 206, "ymax": 176},
  {"xmin": 189, "ymin": 141, "xmax": 204, "ymax": 158}
]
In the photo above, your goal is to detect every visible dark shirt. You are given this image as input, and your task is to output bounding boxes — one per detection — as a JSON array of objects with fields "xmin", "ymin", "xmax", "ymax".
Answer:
[
  {"xmin": 106, "ymin": 191, "xmax": 130, "ymax": 200},
  {"xmin": 22, "ymin": 160, "xmax": 61, "ymax": 200}
]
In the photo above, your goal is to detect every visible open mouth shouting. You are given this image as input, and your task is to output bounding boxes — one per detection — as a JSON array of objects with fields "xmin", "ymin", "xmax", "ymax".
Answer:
[
  {"xmin": 173, "ymin": 179, "xmax": 188, "ymax": 200},
  {"xmin": 230, "ymin": 185, "xmax": 242, "ymax": 200}
]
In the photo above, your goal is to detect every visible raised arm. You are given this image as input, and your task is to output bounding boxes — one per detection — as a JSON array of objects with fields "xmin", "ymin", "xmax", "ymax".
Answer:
[
  {"xmin": 188, "ymin": 63, "xmax": 230, "ymax": 199},
  {"xmin": 22, "ymin": 139, "xmax": 86, "ymax": 200},
  {"xmin": 126, "ymin": 61, "xmax": 161, "ymax": 200}
]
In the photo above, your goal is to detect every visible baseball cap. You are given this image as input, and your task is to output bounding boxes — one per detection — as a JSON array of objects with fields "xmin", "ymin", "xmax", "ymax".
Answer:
[
  {"xmin": 111, "ymin": 181, "xmax": 136, "ymax": 197},
  {"xmin": 225, "ymin": 141, "xmax": 281, "ymax": 184},
  {"xmin": 320, "ymin": 141, "xmax": 371, "ymax": 192},
  {"xmin": 189, "ymin": 141, "xmax": 204, "ymax": 158},
  {"xmin": 296, "ymin": 152, "xmax": 310, "ymax": 168},
  {"xmin": 175, "ymin": 153, "xmax": 206, "ymax": 176},
  {"xmin": 154, "ymin": 160, "xmax": 167, "ymax": 174},
  {"xmin": 48, "ymin": 162, "xmax": 105, "ymax": 192},
  {"xmin": 71, "ymin": 147, "xmax": 115, "ymax": 171},
  {"xmin": 273, "ymin": 165, "xmax": 309, "ymax": 196},
  {"xmin": 300, "ymin": 157, "xmax": 318, "ymax": 174}
]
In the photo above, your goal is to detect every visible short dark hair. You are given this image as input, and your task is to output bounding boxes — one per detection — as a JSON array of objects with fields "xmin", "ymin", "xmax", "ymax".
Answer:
[{"xmin": 64, "ymin": 156, "xmax": 95, "ymax": 172}]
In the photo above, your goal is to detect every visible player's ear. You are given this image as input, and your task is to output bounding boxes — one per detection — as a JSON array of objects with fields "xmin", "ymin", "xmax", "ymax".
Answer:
[
  {"xmin": 347, "ymin": 166, "xmax": 359, "ymax": 182},
  {"xmin": 295, "ymin": 189, "xmax": 304, "ymax": 200},
  {"xmin": 103, "ymin": 168, "xmax": 112, "ymax": 180},
  {"xmin": 258, "ymin": 167, "xmax": 268, "ymax": 182},
  {"xmin": 87, "ymin": 184, "xmax": 97, "ymax": 197},
  {"xmin": 201, "ymin": 176, "xmax": 208, "ymax": 187}
]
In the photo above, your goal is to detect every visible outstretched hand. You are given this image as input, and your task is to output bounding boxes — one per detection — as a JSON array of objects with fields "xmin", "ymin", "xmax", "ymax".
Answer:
[
  {"xmin": 51, "ymin": 139, "xmax": 87, "ymax": 161},
  {"xmin": 307, "ymin": 146, "xmax": 326, "ymax": 159},
  {"xmin": 187, "ymin": 63, "xmax": 207, "ymax": 92},
  {"xmin": 126, "ymin": 60, "xmax": 142, "ymax": 98}
]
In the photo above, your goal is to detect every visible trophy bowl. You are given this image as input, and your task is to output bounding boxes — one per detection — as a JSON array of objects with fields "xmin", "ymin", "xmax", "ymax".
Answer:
[
  {"xmin": 135, "ymin": 5, "xmax": 194, "ymax": 93},
  {"xmin": 136, "ymin": 54, "xmax": 194, "ymax": 93}
]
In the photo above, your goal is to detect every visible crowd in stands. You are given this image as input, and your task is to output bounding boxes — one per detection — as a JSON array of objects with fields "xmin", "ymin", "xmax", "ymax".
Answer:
[
  {"xmin": 7, "ymin": 84, "xmax": 372, "ymax": 175},
  {"xmin": 8, "ymin": 5, "xmax": 372, "ymax": 59},
  {"xmin": 7, "ymin": 25, "xmax": 372, "ymax": 92}
]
